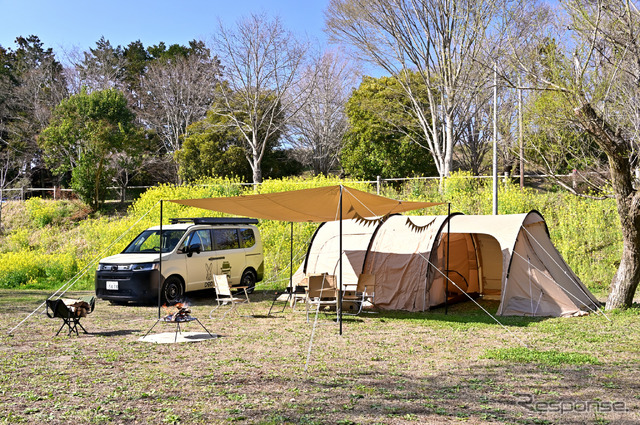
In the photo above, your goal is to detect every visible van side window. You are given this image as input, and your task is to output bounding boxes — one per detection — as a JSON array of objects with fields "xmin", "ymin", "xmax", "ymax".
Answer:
[
  {"xmin": 240, "ymin": 228, "xmax": 256, "ymax": 248},
  {"xmin": 214, "ymin": 229, "xmax": 240, "ymax": 250},
  {"xmin": 186, "ymin": 229, "xmax": 213, "ymax": 252}
]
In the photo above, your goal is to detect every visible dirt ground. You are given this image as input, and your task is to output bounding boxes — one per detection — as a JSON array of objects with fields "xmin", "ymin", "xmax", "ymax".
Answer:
[{"xmin": 1, "ymin": 289, "xmax": 638, "ymax": 424}]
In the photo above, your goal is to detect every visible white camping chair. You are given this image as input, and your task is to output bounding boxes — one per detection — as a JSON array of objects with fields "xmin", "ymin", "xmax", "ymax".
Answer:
[
  {"xmin": 209, "ymin": 274, "xmax": 251, "ymax": 319},
  {"xmin": 342, "ymin": 273, "xmax": 376, "ymax": 315},
  {"xmin": 305, "ymin": 273, "xmax": 338, "ymax": 323}
]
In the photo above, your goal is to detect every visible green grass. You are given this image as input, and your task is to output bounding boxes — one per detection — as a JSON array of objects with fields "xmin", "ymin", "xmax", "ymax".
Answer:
[{"xmin": 481, "ymin": 347, "xmax": 601, "ymax": 366}]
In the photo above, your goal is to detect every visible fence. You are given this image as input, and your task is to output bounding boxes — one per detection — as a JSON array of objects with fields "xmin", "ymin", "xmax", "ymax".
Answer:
[
  {"xmin": 0, "ymin": 171, "xmax": 610, "ymax": 202},
  {"xmin": 0, "ymin": 186, "xmax": 152, "ymax": 202}
]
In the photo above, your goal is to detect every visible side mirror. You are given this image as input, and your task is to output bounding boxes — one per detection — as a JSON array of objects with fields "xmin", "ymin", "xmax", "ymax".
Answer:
[{"xmin": 187, "ymin": 243, "xmax": 202, "ymax": 257}]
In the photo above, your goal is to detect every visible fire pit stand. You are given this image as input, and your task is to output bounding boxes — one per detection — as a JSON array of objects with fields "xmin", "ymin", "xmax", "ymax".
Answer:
[{"xmin": 143, "ymin": 307, "xmax": 214, "ymax": 343}]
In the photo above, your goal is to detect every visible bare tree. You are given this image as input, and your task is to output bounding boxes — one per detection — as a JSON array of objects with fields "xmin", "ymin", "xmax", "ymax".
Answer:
[
  {"xmin": 455, "ymin": 93, "xmax": 493, "ymax": 175},
  {"xmin": 212, "ymin": 14, "xmax": 311, "ymax": 183},
  {"xmin": 326, "ymin": 0, "xmax": 512, "ymax": 178},
  {"xmin": 139, "ymin": 49, "xmax": 221, "ymax": 181},
  {"xmin": 509, "ymin": 0, "xmax": 640, "ymax": 309},
  {"xmin": 288, "ymin": 50, "xmax": 359, "ymax": 175}
]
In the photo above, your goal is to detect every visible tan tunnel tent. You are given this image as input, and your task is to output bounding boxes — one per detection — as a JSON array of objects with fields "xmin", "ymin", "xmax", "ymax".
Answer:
[
  {"xmin": 168, "ymin": 185, "xmax": 442, "ymax": 333},
  {"xmin": 294, "ymin": 211, "xmax": 600, "ymax": 317}
]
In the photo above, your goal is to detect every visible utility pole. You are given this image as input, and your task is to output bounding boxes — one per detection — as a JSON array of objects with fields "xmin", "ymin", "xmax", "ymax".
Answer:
[
  {"xmin": 518, "ymin": 75, "xmax": 524, "ymax": 190},
  {"xmin": 492, "ymin": 63, "xmax": 498, "ymax": 215}
]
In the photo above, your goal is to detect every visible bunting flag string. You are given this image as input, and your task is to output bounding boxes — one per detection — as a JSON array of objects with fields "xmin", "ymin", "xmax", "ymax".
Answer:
[
  {"xmin": 353, "ymin": 212, "xmax": 390, "ymax": 227},
  {"xmin": 405, "ymin": 217, "xmax": 436, "ymax": 233}
]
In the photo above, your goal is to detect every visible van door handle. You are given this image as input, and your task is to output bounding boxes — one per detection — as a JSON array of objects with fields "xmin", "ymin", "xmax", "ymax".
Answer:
[{"xmin": 209, "ymin": 256, "xmax": 224, "ymax": 261}]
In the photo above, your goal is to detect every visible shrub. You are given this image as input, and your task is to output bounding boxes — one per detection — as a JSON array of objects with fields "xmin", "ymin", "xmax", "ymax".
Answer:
[
  {"xmin": 0, "ymin": 176, "xmax": 623, "ymax": 295},
  {"xmin": 25, "ymin": 197, "xmax": 59, "ymax": 227},
  {"xmin": 23, "ymin": 197, "xmax": 89, "ymax": 228}
]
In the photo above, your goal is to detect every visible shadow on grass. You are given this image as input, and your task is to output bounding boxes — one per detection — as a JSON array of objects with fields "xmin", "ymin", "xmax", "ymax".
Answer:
[
  {"xmin": 363, "ymin": 299, "xmax": 548, "ymax": 328},
  {"xmin": 201, "ymin": 361, "xmax": 637, "ymax": 424},
  {"xmin": 89, "ymin": 329, "xmax": 140, "ymax": 337}
]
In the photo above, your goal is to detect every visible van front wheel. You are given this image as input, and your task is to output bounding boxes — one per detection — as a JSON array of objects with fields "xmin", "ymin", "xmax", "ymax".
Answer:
[
  {"xmin": 241, "ymin": 270, "xmax": 256, "ymax": 294},
  {"xmin": 162, "ymin": 276, "xmax": 184, "ymax": 305}
]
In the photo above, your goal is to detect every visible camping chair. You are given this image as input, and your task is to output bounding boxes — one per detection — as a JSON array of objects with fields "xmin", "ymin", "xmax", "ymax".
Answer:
[
  {"xmin": 305, "ymin": 274, "xmax": 338, "ymax": 323},
  {"xmin": 342, "ymin": 273, "xmax": 376, "ymax": 315},
  {"xmin": 209, "ymin": 274, "xmax": 251, "ymax": 319},
  {"xmin": 46, "ymin": 296, "xmax": 96, "ymax": 336},
  {"xmin": 268, "ymin": 277, "xmax": 309, "ymax": 315}
]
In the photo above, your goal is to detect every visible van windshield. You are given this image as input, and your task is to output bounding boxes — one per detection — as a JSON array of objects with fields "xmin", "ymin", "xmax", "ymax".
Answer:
[{"xmin": 123, "ymin": 230, "xmax": 186, "ymax": 253}]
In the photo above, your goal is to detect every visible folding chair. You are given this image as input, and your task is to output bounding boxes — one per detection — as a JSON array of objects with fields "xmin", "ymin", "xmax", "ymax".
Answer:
[
  {"xmin": 305, "ymin": 274, "xmax": 338, "ymax": 323},
  {"xmin": 46, "ymin": 296, "xmax": 96, "ymax": 336},
  {"xmin": 268, "ymin": 276, "xmax": 309, "ymax": 315},
  {"xmin": 342, "ymin": 273, "xmax": 376, "ymax": 315},
  {"xmin": 209, "ymin": 274, "xmax": 251, "ymax": 319}
]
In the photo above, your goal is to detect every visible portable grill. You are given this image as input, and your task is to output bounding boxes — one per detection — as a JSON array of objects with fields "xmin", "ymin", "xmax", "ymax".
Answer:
[{"xmin": 143, "ymin": 304, "xmax": 214, "ymax": 343}]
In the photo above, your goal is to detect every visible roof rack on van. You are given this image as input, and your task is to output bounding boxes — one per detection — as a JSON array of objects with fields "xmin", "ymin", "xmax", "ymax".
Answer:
[{"xmin": 169, "ymin": 217, "xmax": 259, "ymax": 225}]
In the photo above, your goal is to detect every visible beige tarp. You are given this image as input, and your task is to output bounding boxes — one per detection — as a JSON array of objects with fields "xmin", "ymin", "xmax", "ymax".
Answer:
[
  {"xmin": 170, "ymin": 185, "xmax": 441, "ymax": 222},
  {"xmin": 295, "ymin": 211, "xmax": 600, "ymax": 317}
]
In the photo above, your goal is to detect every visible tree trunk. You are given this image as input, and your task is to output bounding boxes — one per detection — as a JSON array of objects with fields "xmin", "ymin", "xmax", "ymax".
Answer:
[
  {"xmin": 576, "ymin": 103, "xmax": 640, "ymax": 309},
  {"xmin": 251, "ymin": 149, "xmax": 263, "ymax": 184},
  {"xmin": 444, "ymin": 112, "xmax": 455, "ymax": 177},
  {"xmin": 95, "ymin": 158, "xmax": 104, "ymax": 211}
]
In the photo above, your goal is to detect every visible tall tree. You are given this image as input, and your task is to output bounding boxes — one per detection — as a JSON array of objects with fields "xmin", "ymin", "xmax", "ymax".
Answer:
[
  {"xmin": 139, "ymin": 40, "xmax": 221, "ymax": 181},
  {"xmin": 341, "ymin": 75, "xmax": 436, "ymax": 180},
  {"xmin": 212, "ymin": 14, "xmax": 310, "ymax": 183},
  {"xmin": 455, "ymin": 94, "xmax": 493, "ymax": 175},
  {"xmin": 122, "ymin": 40, "xmax": 150, "ymax": 107},
  {"xmin": 523, "ymin": 86, "xmax": 608, "ymax": 192},
  {"xmin": 177, "ymin": 89, "xmax": 303, "ymax": 182},
  {"xmin": 176, "ymin": 119, "xmax": 252, "ymax": 182},
  {"xmin": 76, "ymin": 37, "xmax": 126, "ymax": 91},
  {"xmin": 510, "ymin": 0, "xmax": 640, "ymax": 309},
  {"xmin": 38, "ymin": 88, "xmax": 144, "ymax": 209},
  {"xmin": 0, "ymin": 36, "xmax": 67, "ymax": 186},
  {"xmin": 326, "ymin": 0, "xmax": 513, "ymax": 178},
  {"xmin": 288, "ymin": 50, "xmax": 359, "ymax": 175}
]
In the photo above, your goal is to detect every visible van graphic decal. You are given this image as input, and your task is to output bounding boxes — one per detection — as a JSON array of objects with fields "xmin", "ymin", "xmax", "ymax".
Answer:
[
  {"xmin": 205, "ymin": 262, "xmax": 214, "ymax": 287},
  {"xmin": 221, "ymin": 261, "xmax": 231, "ymax": 275}
]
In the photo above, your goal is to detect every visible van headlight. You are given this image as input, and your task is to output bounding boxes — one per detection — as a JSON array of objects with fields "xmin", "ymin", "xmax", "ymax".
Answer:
[{"xmin": 130, "ymin": 263, "xmax": 159, "ymax": 271}]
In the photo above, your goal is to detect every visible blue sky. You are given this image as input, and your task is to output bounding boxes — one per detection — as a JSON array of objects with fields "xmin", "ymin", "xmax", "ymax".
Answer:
[{"xmin": 0, "ymin": 0, "xmax": 330, "ymax": 51}]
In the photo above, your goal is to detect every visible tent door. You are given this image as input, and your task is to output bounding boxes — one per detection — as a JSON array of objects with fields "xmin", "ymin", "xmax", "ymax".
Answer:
[
  {"xmin": 437, "ymin": 233, "xmax": 480, "ymax": 303},
  {"xmin": 474, "ymin": 234, "xmax": 503, "ymax": 300}
]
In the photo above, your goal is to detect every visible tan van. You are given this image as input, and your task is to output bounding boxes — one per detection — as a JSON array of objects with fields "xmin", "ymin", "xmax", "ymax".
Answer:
[{"xmin": 95, "ymin": 218, "xmax": 264, "ymax": 304}]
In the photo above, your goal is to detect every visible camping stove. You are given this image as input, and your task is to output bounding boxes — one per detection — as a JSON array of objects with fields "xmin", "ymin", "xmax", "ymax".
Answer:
[{"xmin": 163, "ymin": 303, "xmax": 195, "ymax": 323}]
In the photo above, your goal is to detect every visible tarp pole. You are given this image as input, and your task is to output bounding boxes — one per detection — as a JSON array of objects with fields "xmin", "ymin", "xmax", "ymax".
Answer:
[
  {"xmin": 445, "ymin": 203, "xmax": 450, "ymax": 315},
  {"xmin": 289, "ymin": 222, "xmax": 294, "ymax": 291},
  {"xmin": 339, "ymin": 185, "xmax": 343, "ymax": 335},
  {"xmin": 158, "ymin": 200, "xmax": 163, "ymax": 319}
]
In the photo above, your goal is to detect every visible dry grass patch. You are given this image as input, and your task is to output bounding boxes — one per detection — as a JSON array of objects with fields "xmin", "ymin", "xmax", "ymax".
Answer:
[{"xmin": 1, "ymin": 290, "xmax": 639, "ymax": 424}]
